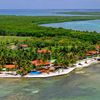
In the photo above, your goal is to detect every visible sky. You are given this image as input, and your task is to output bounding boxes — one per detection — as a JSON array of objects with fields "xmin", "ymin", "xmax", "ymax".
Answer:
[{"xmin": 0, "ymin": 0, "xmax": 100, "ymax": 9}]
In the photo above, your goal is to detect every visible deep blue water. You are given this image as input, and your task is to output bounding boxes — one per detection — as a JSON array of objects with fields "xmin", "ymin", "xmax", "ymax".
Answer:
[
  {"xmin": 0, "ymin": 9, "xmax": 100, "ymax": 16},
  {"xmin": 41, "ymin": 20, "xmax": 100, "ymax": 33}
]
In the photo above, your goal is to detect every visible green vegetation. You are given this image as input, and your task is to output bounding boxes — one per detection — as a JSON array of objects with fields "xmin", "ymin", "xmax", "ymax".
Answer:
[
  {"xmin": 0, "ymin": 15, "xmax": 100, "ymax": 37},
  {"xmin": 0, "ymin": 15, "xmax": 100, "ymax": 75},
  {"xmin": 58, "ymin": 12, "xmax": 100, "ymax": 15}
]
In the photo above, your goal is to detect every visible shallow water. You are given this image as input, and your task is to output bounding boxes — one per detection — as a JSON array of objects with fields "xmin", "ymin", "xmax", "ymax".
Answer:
[
  {"xmin": 41, "ymin": 20, "xmax": 100, "ymax": 33},
  {"xmin": 0, "ymin": 63, "xmax": 100, "ymax": 100}
]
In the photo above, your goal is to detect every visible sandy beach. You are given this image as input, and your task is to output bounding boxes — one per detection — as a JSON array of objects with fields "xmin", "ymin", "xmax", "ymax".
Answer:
[
  {"xmin": 24, "ymin": 57, "xmax": 100, "ymax": 78},
  {"xmin": 0, "ymin": 57, "xmax": 99, "ymax": 78}
]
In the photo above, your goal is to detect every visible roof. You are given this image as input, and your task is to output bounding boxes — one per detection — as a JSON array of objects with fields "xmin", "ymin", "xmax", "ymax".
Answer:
[
  {"xmin": 86, "ymin": 50, "xmax": 98, "ymax": 56},
  {"xmin": 44, "ymin": 61, "xmax": 51, "ymax": 65},
  {"xmin": 32, "ymin": 60, "xmax": 51, "ymax": 66},
  {"xmin": 5, "ymin": 64, "xmax": 16, "ymax": 69},
  {"xmin": 87, "ymin": 50, "xmax": 97, "ymax": 54},
  {"xmin": 32, "ymin": 60, "xmax": 43, "ymax": 66},
  {"xmin": 37, "ymin": 50, "xmax": 51, "ymax": 53},
  {"xmin": 96, "ymin": 45, "xmax": 100, "ymax": 49},
  {"xmin": 86, "ymin": 53, "xmax": 92, "ymax": 56},
  {"xmin": 20, "ymin": 44, "xmax": 28, "ymax": 48}
]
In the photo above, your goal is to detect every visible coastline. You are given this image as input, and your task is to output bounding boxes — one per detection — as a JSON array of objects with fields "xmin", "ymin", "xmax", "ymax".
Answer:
[{"xmin": 0, "ymin": 57, "xmax": 99, "ymax": 78}]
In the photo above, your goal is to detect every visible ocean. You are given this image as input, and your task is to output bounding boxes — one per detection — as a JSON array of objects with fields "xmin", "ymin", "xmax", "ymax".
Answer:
[
  {"xmin": 0, "ymin": 9, "xmax": 100, "ymax": 16},
  {"xmin": 0, "ymin": 63, "xmax": 100, "ymax": 100}
]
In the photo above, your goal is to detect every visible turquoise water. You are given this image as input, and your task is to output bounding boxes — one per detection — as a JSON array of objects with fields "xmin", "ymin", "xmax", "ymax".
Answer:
[
  {"xmin": 0, "ymin": 63, "xmax": 100, "ymax": 100},
  {"xmin": 41, "ymin": 20, "xmax": 100, "ymax": 33}
]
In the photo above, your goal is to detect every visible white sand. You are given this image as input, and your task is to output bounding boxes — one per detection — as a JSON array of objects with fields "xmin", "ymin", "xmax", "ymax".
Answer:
[
  {"xmin": 24, "ymin": 67, "xmax": 75, "ymax": 78},
  {"xmin": 0, "ymin": 57, "xmax": 99, "ymax": 78},
  {"xmin": 0, "ymin": 71, "xmax": 21, "ymax": 77}
]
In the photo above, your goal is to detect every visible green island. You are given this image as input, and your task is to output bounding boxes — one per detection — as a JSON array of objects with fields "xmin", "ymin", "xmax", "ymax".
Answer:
[
  {"xmin": 57, "ymin": 12, "xmax": 100, "ymax": 15},
  {"xmin": 0, "ymin": 15, "xmax": 100, "ymax": 77}
]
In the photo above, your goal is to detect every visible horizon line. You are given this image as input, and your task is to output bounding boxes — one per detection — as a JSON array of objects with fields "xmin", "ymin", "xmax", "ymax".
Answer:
[{"xmin": 0, "ymin": 8, "xmax": 100, "ymax": 10}]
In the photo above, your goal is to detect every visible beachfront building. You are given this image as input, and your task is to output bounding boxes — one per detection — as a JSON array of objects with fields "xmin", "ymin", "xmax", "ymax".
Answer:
[
  {"xmin": 32, "ymin": 59, "xmax": 51, "ymax": 67},
  {"xmin": 3, "ymin": 64, "xmax": 16, "ymax": 71},
  {"xmin": 96, "ymin": 45, "xmax": 100, "ymax": 54},
  {"xmin": 37, "ymin": 49, "xmax": 51, "ymax": 53},
  {"xmin": 86, "ymin": 50, "xmax": 98, "ymax": 58},
  {"xmin": 86, "ymin": 45, "xmax": 100, "ymax": 57},
  {"xmin": 30, "ymin": 49, "xmax": 55, "ymax": 73}
]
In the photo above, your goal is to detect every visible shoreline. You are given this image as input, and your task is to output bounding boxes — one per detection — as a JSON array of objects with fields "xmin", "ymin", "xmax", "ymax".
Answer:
[{"xmin": 0, "ymin": 57, "xmax": 99, "ymax": 78}]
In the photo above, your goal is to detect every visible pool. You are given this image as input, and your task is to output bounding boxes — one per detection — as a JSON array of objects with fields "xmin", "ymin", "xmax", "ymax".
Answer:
[{"xmin": 29, "ymin": 71, "xmax": 42, "ymax": 75}]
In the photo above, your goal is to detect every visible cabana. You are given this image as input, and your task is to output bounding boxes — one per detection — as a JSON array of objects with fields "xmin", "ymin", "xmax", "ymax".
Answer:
[{"xmin": 37, "ymin": 50, "xmax": 51, "ymax": 53}]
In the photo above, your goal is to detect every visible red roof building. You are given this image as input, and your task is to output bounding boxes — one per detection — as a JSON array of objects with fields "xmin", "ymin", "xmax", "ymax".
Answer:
[
  {"xmin": 37, "ymin": 50, "xmax": 51, "ymax": 53},
  {"xmin": 20, "ymin": 44, "xmax": 28, "ymax": 48},
  {"xmin": 96, "ymin": 45, "xmax": 100, "ymax": 50},
  {"xmin": 5, "ymin": 64, "xmax": 16, "ymax": 69},
  {"xmin": 86, "ymin": 50, "xmax": 98, "ymax": 56},
  {"xmin": 32, "ymin": 60, "xmax": 51, "ymax": 66}
]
